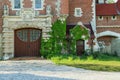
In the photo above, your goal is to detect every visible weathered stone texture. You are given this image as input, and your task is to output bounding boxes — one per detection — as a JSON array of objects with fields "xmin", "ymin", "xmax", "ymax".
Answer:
[{"xmin": 111, "ymin": 39, "xmax": 120, "ymax": 57}]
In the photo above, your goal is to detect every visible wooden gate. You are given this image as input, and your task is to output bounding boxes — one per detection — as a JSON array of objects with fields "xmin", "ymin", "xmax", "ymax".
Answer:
[
  {"xmin": 14, "ymin": 28, "xmax": 42, "ymax": 57},
  {"xmin": 76, "ymin": 39, "xmax": 84, "ymax": 56}
]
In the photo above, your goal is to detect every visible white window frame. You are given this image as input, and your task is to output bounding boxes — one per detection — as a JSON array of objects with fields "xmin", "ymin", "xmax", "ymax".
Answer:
[
  {"xmin": 33, "ymin": 0, "xmax": 44, "ymax": 10},
  {"xmin": 74, "ymin": 8, "xmax": 83, "ymax": 17},
  {"xmin": 11, "ymin": 0, "xmax": 23, "ymax": 10},
  {"xmin": 111, "ymin": 16, "xmax": 117, "ymax": 20},
  {"xmin": 98, "ymin": 16, "xmax": 103, "ymax": 20}
]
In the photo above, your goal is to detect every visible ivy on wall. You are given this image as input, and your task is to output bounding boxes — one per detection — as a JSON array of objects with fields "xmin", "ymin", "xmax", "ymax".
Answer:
[
  {"xmin": 68, "ymin": 25, "xmax": 90, "ymax": 55},
  {"xmin": 41, "ymin": 19, "xmax": 90, "ymax": 58},
  {"xmin": 70, "ymin": 25, "xmax": 90, "ymax": 40},
  {"xmin": 41, "ymin": 19, "xmax": 67, "ymax": 58}
]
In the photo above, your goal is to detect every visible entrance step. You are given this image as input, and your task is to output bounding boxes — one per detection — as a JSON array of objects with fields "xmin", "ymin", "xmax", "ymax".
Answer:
[{"xmin": 10, "ymin": 57, "xmax": 45, "ymax": 60}]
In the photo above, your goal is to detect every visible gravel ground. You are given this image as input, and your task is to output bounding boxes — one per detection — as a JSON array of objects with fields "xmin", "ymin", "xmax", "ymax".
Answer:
[{"xmin": 0, "ymin": 60, "xmax": 120, "ymax": 80}]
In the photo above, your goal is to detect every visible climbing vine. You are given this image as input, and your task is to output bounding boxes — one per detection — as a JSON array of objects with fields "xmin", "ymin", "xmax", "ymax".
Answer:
[
  {"xmin": 70, "ymin": 25, "xmax": 90, "ymax": 40},
  {"xmin": 41, "ymin": 19, "xmax": 67, "ymax": 58},
  {"xmin": 41, "ymin": 19, "xmax": 90, "ymax": 58},
  {"xmin": 68, "ymin": 25, "xmax": 90, "ymax": 55}
]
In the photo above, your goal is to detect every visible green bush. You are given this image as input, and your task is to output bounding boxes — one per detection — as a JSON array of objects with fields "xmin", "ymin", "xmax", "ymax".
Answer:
[{"xmin": 41, "ymin": 19, "xmax": 67, "ymax": 58}]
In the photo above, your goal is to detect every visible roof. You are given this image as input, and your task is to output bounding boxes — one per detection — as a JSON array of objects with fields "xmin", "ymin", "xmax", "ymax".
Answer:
[
  {"xmin": 96, "ymin": 3, "xmax": 118, "ymax": 16},
  {"xmin": 96, "ymin": 0, "xmax": 120, "ymax": 16},
  {"xmin": 67, "ymin": 24, "xmax": 95, "ymax": 39}
]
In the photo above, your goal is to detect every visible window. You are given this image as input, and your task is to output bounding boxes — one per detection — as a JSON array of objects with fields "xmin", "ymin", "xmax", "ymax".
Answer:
[
  {"xmin": 17, "ymin": 30, "xmax": 28, "ymax": 42},
  {"xmin": 98, "ymin": 16, "xmax": 103, "ymax": 20},
  {"xmin": 12, "ymin": 0, "xmax": 21, "ymax": 10},
  {"xmin": 74, "ymin": 8, "xmax": 83, "ymax": 17},
  {"xmin": 30, "ymin": 30, "xmax": 41, "ymax": 42},
  {"xmin": 34, "ymin": 0, "xmax": 44, "ymax": 10},
  {"xmin": 98, "ymin": 0, "xmax": 104, "ymax": 4},
  {"xmin": 111, "ymin": 16, "xmax": 117, "ymax": 20}
]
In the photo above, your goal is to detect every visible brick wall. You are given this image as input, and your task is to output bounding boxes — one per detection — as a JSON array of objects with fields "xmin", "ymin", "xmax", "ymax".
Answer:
[
  {"xmin": 61, "ymin": 0, "xmax": 69, "ymax": 15},
  {"xmin": 97, "ymin": 27, "xmax": 120, "ymax": 33},
  {"xmin": 1, "ymin": 0, "xmax": 69, "ymax": 22},
  {"xmin": 67, "ymin": 0, "xmax": 93, "ymax": 25},
  {"xmin": 96, "ymin": 16, "xmax": 120, "ymax": 26},
  {"xmin": 23, "ymin": 0, "xmax": 32, "ymax": 8}
]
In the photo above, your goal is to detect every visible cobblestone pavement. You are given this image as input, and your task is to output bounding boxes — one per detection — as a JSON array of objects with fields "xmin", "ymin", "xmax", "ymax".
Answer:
[{"xmin": 0, "ymin": 60, "xmax": 120, "ymax": 80}]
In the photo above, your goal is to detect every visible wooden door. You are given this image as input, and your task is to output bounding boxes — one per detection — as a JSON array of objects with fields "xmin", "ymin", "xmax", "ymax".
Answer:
[
  {"xmin": 76, "ymin": 39, "xmax": 84, "ymax": 56},
  {"xmin": 15, "ymin": 28, "xmax": 41, "ymax": 57}
]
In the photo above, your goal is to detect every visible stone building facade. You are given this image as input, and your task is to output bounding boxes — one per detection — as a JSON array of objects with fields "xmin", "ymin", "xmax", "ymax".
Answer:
[
  {"xmin": 0, "ymin": 0, "xmax": 70, "ymax": 59},
  {"xmin": 0, "ymin": 0, "xmax": 95, "ymax": 60},
  {"xmin": 3, "ymin": 0, "xmax": 120, "ymax": 59}
]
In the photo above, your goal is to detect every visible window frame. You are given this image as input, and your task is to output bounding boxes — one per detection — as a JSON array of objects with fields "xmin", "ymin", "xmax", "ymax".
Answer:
[
  {"xmin": 33, "ymin": 0, "xmax": 44, "ymax": 10},
  {"xmin": 74, "ymin": 8, "xmax": 83, "ymax": 17},
  {"xmin": 12, "ymin": 0, "xmax": 22, "ymax": 10},
  {"xmin": 111, "ymin": 16, "xmax": 117, "ymax": 20},
  {"xmin": 98, "ymin": 16, "xmax": 103, "ymax": 20}
]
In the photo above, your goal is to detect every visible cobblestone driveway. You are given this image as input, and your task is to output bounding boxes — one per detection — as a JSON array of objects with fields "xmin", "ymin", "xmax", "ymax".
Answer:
[{"xmin": 0, "ymin": 60, "xmax": 120, "ymax": 80}]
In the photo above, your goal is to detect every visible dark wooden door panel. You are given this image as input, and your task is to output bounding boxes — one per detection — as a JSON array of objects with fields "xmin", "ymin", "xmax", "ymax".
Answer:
[
  {"xmin": 76, "ymin": 39, "xmax": 84, "ymax": 56},
  {"xmin": 15, "ymin": 28, "xmax": 41, "ymax": 57}
]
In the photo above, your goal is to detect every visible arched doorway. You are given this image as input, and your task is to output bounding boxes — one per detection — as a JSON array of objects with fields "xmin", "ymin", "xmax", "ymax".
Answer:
[
  {"xmin": 97, "ymin": 36, "xmax": 116, "ymax": 54},
  {"xmin": 97, "ymin": 31, "xmax": 120, "ymax": 54},
  {"xmin": 14, "ymin": 28, "xmax": 42, "ymax": 57}
]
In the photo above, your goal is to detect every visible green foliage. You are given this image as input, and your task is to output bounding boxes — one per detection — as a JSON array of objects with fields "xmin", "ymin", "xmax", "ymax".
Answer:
[
  {"xmin": 106, "ymin": 0, "xmax": 116, "ymax": 3},
  {"xmin": 41, "ymin": 19, "xmax": 67, "ymax": 58},
  {"xmin": 70, "ymin": 25, "xmax": 90, "ymax": 40},
  {"xmin": 40, "ymin": 39, "xmax": 53, "ymax": 58},
  {"xmin": 41, "ymin": 20, "xmax": 90, "ymax": 58},
  {"xmin": 67, "ymin": 25, "xmax": 90, "ymax": 55},
  {"xmin": 51, "ymin": 54, "xmax": 120, "ymax": 72},
  {"xmin": 51, "ymin": 20, "xmax": 66, "ymax": 39}
]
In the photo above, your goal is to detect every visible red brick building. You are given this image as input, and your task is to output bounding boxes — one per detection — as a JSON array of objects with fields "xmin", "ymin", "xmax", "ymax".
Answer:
[
  {"xmin": 96, "ymin": 0, "xmax": 120, "ymax": 54},
  {"xmin": 0, "ymin": 0, "xmax": 95, "ymax": 60},
  {"xmin": 1, "ymin": 0, "xmax": 119, "ymax": 59},
  {"xmin": 0, "ymin": 0, "xmax": 71, "ymax": 59}
]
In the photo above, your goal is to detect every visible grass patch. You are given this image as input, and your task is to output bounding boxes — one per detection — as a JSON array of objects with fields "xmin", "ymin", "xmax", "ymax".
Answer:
[{"xmin": 50, "ymin": 54, "xmax": 120, "ymax": 72}]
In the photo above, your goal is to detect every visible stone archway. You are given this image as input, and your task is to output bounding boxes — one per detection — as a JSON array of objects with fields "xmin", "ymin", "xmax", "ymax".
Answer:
[
  {"xmin": 97, "ymin": 31, "xmax": 120, "ymax": 54},
  {"xmin": 97, "ymin": 31, "xmax": 120, "ymax": 38},
  {"xmin": 2, "ymin": 15, "xmax": 52, "ymax": 60}
]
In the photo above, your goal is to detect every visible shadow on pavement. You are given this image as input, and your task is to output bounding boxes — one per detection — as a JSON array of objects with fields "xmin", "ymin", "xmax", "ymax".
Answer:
[{"xmin": 0, "ymin": 73, "xmax": 74, "ymax": 80}]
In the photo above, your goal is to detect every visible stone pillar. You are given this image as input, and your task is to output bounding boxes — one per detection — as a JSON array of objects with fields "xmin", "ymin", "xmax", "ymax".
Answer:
[{"xmin": 0, "ymin": 34, "xmax": 2, "ymax": 59}]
